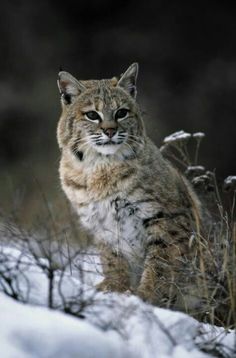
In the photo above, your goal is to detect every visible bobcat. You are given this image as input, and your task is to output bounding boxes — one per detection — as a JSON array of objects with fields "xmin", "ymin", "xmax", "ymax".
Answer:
[{"xmin": 57, "ymin": 63, "xmax": 202, "ymax": 313}]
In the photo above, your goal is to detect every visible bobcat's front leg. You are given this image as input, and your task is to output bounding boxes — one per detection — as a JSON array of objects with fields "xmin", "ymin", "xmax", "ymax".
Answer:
[
  {"xmin": 137, "ymin": 216, "xmax": 193, "ymax": 309},
  {"xmin": 97, "ymin": 244, "xmax": 131, "ymax": 293}
]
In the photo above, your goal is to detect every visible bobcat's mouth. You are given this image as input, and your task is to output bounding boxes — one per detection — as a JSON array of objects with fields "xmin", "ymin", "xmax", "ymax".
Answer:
[
  {"xmin": 95, "ymin": 139, "xmax": 124, "ymax": 146},
  {"xmin": 90, "ymin": 132, "xmax": 127, "ymax": 155}
]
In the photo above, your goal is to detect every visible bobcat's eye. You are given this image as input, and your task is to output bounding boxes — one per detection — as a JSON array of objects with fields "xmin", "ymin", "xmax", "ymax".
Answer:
[
  {"xmin": 84, "ymin": 111, "xmax": 101, "ymax": 121},
  {"xmin": 115, "ymin": 108, "xmax": 129, "ymax": 121}
]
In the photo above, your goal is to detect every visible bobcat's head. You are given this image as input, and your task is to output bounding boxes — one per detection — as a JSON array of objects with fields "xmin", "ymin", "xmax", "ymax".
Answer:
[{"xmin": 57, "ymin": 63, "xmax": 145, "ymax": 159}]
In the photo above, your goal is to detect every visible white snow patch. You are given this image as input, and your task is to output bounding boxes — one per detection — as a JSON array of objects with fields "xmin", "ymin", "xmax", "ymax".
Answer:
[
  {"xmin": 0, "ymin": 245, "xmax": 235, "ymax": 358},
  {"xmin": 0, "ymin": 293, "xmax": 129, "ymax": 358}
]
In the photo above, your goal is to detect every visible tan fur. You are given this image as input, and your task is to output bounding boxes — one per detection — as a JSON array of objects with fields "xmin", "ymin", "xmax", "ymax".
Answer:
[{"xmin": 57, "ymin": 64, "xmax": 203, "ymax": 313}]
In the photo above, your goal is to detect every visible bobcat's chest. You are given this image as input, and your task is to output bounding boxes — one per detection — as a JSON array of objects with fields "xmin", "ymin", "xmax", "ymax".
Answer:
[{"xmin": 77, "ymin": 196, "xmax": 145, "ymax": 261}]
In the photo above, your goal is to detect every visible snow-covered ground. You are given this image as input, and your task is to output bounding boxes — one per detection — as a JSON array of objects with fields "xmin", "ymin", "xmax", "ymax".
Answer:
[{"xmin": 0, "ymin": 242, "xmax": 235, "ymax": 358}]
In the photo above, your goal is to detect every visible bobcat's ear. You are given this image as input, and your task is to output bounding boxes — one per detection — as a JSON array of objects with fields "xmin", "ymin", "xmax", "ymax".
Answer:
[
  {"xmin": 117, "ymin": 63, "xmax": 139, "ymax": 99},
  {"xmin": 57, "ymin": 71, "xmax": 86, "ymax": 105}
]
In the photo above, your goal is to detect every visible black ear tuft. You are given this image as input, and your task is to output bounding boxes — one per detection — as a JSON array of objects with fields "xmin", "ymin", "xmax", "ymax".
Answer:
[
  {"xmin": 59, "ymin": 66, "xmax": 64, "ymax": 72},
  {"xmin": 63, "ymin": 93, "xmax": 72, "ymax": 105}
]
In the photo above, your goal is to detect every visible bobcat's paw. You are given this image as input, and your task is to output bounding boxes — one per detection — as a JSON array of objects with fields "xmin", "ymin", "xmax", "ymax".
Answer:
[
  {"xmin": 96, "ymin": 280, "xmax": 114, "ymax": 293},
  {"xmin": 124, "ymin": 288, "xmax": 135, "ymax": 296},
  {"xmin": 96, "ymin": 279, "xmax": 130, "ymax": 293},
  {"xmin": 137, "ymin": 285, "xmax": 159, "ymax": 305}
]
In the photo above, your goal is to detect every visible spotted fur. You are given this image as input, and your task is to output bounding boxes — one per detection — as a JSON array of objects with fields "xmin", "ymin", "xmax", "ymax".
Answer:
[{"xmin": 57, "ymin": 63, "xmax": 202, "ymax": 312}]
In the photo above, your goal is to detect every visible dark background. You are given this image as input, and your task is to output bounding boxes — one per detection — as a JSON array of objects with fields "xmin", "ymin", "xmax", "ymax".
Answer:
[{"xmin": 0, "ymin": 1, "xmax": 236, "ymax": 223}]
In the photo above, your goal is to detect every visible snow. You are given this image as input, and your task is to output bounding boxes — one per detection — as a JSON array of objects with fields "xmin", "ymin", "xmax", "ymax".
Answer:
[
  {"xmin": 163, "ymin": 130, "xmax": 191, "ymax": 144},
  {"xmin": 193, "ymin": 132, "xmax": 205, "ymax": 139},
  {"xmin": 223, "ymin": 176, "xmax": 236, "ymax": 191},
  {"xmin": 185, "ymin": 166, "xmax": 206, "ymax": 178},
  {"xmin": 0, "ymin": 293, "xmax": 129, "ymax": 358},
  {"xmin": 0, "ymin": 244, "xmax": 235, "ymax": 358},
  {"xmin": 163, "ymin": 131, "xmax": 206, "ymax": 145},
  {"xmin": 0, "ymin": 291, "xmax": 214, "ymax": 358},
  {"xmin": 224, "ymin": 176, "xmax": 236, "ymax": 185},
  {"xmin": 187, "ymin": 166, "xmax": 205, "ymax": 172}
]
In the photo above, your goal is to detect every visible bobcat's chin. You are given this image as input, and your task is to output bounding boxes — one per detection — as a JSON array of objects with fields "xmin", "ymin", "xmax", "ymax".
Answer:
[{"xmin": 93, "ymin": 142, "xmax": 123, "ymax": 155}]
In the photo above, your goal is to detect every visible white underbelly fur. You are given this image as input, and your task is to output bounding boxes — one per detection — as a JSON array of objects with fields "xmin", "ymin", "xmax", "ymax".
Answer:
[{"xmin": 76, "ymin": 196, "xmax": 146, "ymax": 264}]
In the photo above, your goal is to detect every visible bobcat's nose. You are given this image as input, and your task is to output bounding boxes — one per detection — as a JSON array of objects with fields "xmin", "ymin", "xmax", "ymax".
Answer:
[{"xmin": 103, "ymin": 128, "xmax": 117, "ymax": 138}]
